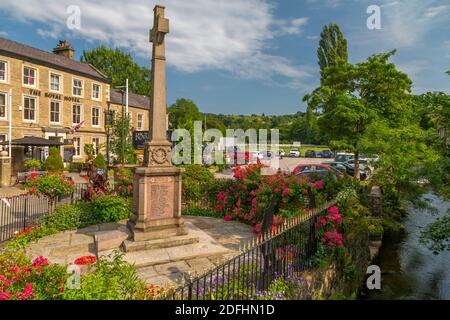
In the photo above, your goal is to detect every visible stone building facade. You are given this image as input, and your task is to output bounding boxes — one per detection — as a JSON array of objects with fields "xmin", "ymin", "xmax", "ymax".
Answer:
[{"xmin": 0, "ymin": 37, "xmax": 150, "ymax": 178}]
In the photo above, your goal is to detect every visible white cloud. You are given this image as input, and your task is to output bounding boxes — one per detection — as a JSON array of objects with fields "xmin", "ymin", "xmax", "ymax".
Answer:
[
  {"xmin": 424, "ymin": 5, "xmax": 449, "ymax": 18},
  {"xmin": 0, "ymin": 0, "xmax": 312, "ymax": 88},
  {"xmin": 348, "ymin": 0, "xmax": 450, "ymax": 55},
  {"xmin": 378, "ymin": 0, "xmax": 449, "ymax": 47},
  {"xmin": 306, "ymin": 0, "xmax": 343, "ymax": 8},
  {"xmin": 0, "ymin": 31, "xmax": 8, "ymax": 37},
  {"xmin": 276, "ymin": 18, "xmax": 309, "ymax": 35}
]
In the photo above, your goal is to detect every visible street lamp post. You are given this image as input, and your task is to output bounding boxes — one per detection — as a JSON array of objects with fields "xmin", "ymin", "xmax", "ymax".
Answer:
[{"xmin": 115, "ymin": 79, "xmax": 129, "ymax": 167}]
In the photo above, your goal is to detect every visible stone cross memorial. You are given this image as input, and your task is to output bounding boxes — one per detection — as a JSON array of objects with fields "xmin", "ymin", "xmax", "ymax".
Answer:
[{"xmin": 129, "ymin": 5, "xmax": 188, "ymax": 242}]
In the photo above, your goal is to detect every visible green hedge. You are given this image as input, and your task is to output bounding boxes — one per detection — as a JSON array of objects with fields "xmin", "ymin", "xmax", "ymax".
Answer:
[
  {"xmin": 180, "ymin": 164, "xmax": 234, "ymax": 211},
  {"xmin": 6, "ymin": 196, "xmax": 132, "ymax": 250}
]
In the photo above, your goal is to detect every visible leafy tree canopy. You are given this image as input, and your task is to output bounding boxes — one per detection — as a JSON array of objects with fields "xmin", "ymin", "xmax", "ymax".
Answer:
[
  {"xmin": 81, "ymin": 46, "xmax": 151, "ymax": 97},
  {"xmin": 317, "ymin": 23, "xmax": 348, "ymax": 83},
  {"xmin": 304, "ymin": 50, "xmax": 413, "ymax": 177}
]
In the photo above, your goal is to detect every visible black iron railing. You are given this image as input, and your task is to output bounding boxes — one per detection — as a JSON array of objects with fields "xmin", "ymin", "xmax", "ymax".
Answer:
[
  {"xmin": 171, "ymin": 201, "xmax": 335, "ymax": 300},
  {"xmin": 0, "ymin": 183, "xmax": 89, "ymax": 243}
]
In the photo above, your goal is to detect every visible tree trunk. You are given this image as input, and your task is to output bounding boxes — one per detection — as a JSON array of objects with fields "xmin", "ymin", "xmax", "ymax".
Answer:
[{"xmin": 354, "ymin": 151, "xmax": 360, "ymax": 180}]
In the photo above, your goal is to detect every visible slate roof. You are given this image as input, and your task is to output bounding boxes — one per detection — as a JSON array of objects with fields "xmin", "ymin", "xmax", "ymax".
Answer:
[
  {"xmin": 109, "ymin": 89, "xmax": 150, "ymax": 110},
  {"xmin": 0, "ymin": 37, "xmax": 110, "ymax": 82}
]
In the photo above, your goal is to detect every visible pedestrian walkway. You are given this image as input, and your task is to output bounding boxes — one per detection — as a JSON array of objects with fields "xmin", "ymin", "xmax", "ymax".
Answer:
[
  {"xmin": 24, "ymin": 216, "xmax": 256, "ymax": 286},
  {"xmin": 0, "ymin": 186, "xmax": 27, "ymax": 198}
]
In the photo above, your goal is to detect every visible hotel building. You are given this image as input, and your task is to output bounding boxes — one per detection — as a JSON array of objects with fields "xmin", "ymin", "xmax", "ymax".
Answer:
[{"xmin": 0, "ymin": 38, "xmax": 150, "ymax": 178}]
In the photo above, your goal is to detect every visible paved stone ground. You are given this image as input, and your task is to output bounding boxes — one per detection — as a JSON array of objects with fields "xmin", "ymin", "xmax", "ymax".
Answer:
[
  {"xmin": 25, "ymin": 216, "xmax": 255, "ymax": 287},
  {"xmin": 0, "ymin": 186, "xmax": 27, "ymax": 197}
]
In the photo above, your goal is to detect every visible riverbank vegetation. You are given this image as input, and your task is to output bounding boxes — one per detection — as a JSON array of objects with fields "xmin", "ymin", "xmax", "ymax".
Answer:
[{"xmin": 303, "ymin": 24, "xmax": 449, "ymax": 247}]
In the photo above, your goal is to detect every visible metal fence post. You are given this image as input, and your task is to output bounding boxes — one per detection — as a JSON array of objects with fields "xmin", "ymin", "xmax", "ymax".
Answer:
[
  {"xmin": 22, "ymin": 196, "xmax": 28, "ymax": 230},
  {"xmin": 187, "ymin": 277, "xmax": 193, "ymax": 300}
]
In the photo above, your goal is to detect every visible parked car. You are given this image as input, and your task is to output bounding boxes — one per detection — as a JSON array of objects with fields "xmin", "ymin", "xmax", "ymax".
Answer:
[
  {"xmin": 289, "ymin": 149, "xmax": 300, "ymax": 157},
  {"xmin": 304, "ymin": 150, "xmax": 316, "ymax": 158},
  {"xmin": 322, "ymin": 161, "xmax": 348, "ymax": 173},
  {"xmin": 259, "ymin": 150, "xmax": 273, "ymax": 159},
  {"xmin": 342, "ymin": 162, "xmax": 368, "ymax": 180},
  {"xmin": 292, "ymin": 164, "xmax": 344, "ymax": 181},
  {"xmin": 316, "ymin": 149, "xmax": 333, "ymax": 158},
  {"xmin": 345, "ymin": 158, "xmax": 372, "ymax": 172},
  {"xmin": 278, "ymin": 150, "xmax": 286, "ymax": 158},
  {"xmin": 334, "ymin": 153, "xmax": 354, "ymax": 163}
]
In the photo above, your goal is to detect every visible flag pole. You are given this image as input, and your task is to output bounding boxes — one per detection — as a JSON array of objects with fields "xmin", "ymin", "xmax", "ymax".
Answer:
[{"xmin": 8, "ymin": 88, "xmax": 12, "ymax": 157}]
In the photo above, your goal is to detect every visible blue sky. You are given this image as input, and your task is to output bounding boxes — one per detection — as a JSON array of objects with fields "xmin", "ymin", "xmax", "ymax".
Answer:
[{"xmin": 0, "ymin": 0, "xmax": 449, "ymax": 115}]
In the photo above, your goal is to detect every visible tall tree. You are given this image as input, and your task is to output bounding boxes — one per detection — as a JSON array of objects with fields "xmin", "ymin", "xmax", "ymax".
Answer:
[
  {"xmin": 317, "ymin": 23, "xmax": 348, "ymax": 83},
  {"xmin": 81, "ymin": 46, "xmax": 151, "ymax": 97},
  {"xmin": 110, "ymin": 114, "xmax": 136, "ymax": 165},
  {"xmin": 304, "ymin": 50, "xmax": 413, "ymax": 178},
  {"xmin": 167, "ymin": 98, "xmax": 203, "ymax": 131}
]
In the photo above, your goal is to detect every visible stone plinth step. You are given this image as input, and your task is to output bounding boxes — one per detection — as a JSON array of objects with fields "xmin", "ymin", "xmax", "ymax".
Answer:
[
  {"xmin": 94, "ymin": 229, "xmax": 131, "ymax": 254},
  {"xmin": 122, "ymin": 235, "xmax": 200, "ymax": 252},
  {"xmin": 124, "ymin": 242, "xmax": 232, "ymax": 269}
]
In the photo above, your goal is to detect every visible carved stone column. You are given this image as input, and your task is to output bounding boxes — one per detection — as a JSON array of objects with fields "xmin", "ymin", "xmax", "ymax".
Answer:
[{"xmin": 129, "ymin": 5, "xmax": 187, "ymax": 242}]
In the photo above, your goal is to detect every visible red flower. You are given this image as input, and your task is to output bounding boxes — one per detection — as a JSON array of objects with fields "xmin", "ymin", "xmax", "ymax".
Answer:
[
  {"xmin": 74, "ymin": 255, "xmax": 97, "ymax": 265},
  {"xmin": 32, "ymin": 256, "xmax": 49, "ymax": 267}
]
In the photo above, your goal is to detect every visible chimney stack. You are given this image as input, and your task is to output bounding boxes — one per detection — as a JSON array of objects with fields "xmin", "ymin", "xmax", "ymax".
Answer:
[{"xmin": 53, "ymin": 40, "xmax": 75, "ymax": 60}]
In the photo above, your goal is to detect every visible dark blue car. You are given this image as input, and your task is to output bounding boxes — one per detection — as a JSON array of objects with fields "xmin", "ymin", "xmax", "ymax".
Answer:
[{"xmin": 316, "ymin": 150, "xmax": 333, "ymax": 158}]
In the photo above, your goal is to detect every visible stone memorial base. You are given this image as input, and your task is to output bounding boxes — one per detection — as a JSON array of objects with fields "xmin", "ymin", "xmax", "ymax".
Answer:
[{"xmin": 128, "ymin": 165, "xmax": 189, "ymax": 242}]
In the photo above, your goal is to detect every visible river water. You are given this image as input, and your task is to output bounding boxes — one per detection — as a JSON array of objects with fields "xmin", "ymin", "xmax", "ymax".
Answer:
[{"xmin": 362, "ymin": 193, "xmax": 450, "ymax": 300}]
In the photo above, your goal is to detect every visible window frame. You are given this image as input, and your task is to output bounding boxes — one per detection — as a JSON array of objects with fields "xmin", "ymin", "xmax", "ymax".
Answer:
[
  {"xmin": 137, "ymin": 113, "xmax": 144, "ymax": 130},
  {"xmin": 91, "ymin": 106, "xmax": 101, "ymax": 127},
  {"xmin": 72, "ymin": 78, "xmax": 84, "ymax": 97},
  {"xmin": 0, "ymin": 91, "xmax": 7, "ymax": 120},
  {"xmin": 92, "ymin": 83, "xmax": 102, "ymax": 101},
  {"xmin": 0, "ymin": 133, "xmax": 7, "ymax": 143},
  {"xmin": 0, "ymin": 60, "xmax": 8, "ymax": 83},
  {"xmin": 127, "ymin": 111, "xmax": 133, "ymax": 127},
  {"xmin": 23, "ymin": 66, "xmax": 37, "ymax": 88},
  {"xmin": 49, "ymin": 99, "xmax": 62, "ymax": 124},
  {"xmin": 73, "ymin": 136, "xmax": 82, "ymax": 158},
  {"xmin": 49, "ymin": 72, "xmax": 63, "ymax": 93},
  {"xmin": 72, "ymin": 103, "xmax": 83, "ymax": 125},
  {"xmin": 92, "ymin": 137, "xmax": 100, "ymax": 156},
  {"xmin": 23, "ymin": 95, "xmax": 37, "ymax": 123}
]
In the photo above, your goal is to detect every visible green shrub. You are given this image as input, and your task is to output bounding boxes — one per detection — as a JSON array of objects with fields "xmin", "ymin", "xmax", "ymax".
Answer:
[
  {"xmin": 31, "ymin": 264, "xmax": 68, "ymax": 300},
  {"xmin": 181, "ymin": 164, "xmax": 218, "ymax": 208},
  {"xmin": 43, "ymin": 147, "xmax": 64, "ymax": 173},
  {"xmin": 0, "ymin": 250, "xmax": 31, "ymax": 277},
  {"xmin": 116, "ymin": 166, "xmax": 134, "ymax": 180},
  {"xmin": 93, "ymin": 153, "xmax": 107, "ymax": 169},
  {"xmin": 182, "ymin": 208, "xmax": 220, "ymax": 218},
  {"xmin": 24, "ymin": 174, "xmax": 75, "ymax": 201},
  {"xmin": 84, "ymin": 144, "xmax": 95, "ymax": 161},
  {"xmin": 24, "ymin": 159, "xmax": 42, "ymax": 171},
  {"xmin": 62, "ymin": 252, "xmax": 146, "ymax": 300},
  {"xmin": 90, "ymin": 195, "xmax": 132, "ymax": 222},
  {"xmin": 40, "ymin": 203, "xmax": 94, "ymax": 231},
  {"xmin": 67, "ymin": 163, "xmax": 83, "ymax": 172},
  {"xmin": 5, "ymin": 225, "xmax": 55, "ymax": 250}
]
